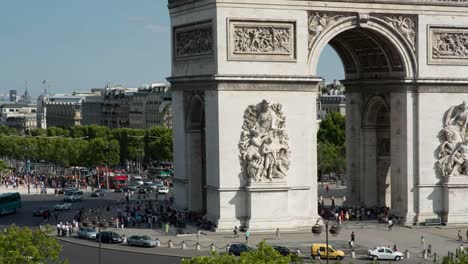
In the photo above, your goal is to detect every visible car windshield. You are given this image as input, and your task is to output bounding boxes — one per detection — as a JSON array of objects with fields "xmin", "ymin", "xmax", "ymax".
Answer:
[
  {"xmin": 142, "ymin": 236, "xmax": 151, "ymax": 240},
  {"xmin": 64, "ymin": 191, "xmax": 74, "ymax": 196}
]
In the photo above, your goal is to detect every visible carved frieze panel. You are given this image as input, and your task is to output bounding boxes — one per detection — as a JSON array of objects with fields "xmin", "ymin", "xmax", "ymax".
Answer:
[
  {"xmin": 173, "ymin": 21, "xmax": 213, "ymax": 62},
  {"xmin": 308, "ymin": 12, "xmax": 349, "ymax": 54},
  {"xmin": 239, "ymin": 100, "xmax": 290, "ymax": 185},
  {"xmin": 376, "ymin": 15, "xmax": 417, "ymax": 52},
  {"xmin": 228, "ymin": 20, "xmax": 296, "ymax": 61},
  {"xmin": 429, "ymin": 27, "xmax": 468, "ymax": 65}
]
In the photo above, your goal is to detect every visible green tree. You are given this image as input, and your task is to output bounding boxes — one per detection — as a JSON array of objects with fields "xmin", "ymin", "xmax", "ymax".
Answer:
[
  {"xmin": 145, "ymin": 126, "xmax": 173, "ymax": 161},
  {"xmin": 442, "ymin": 253, "xmax": 468, "ymax": 264},
  {"xmin": 182, "ymin": 241, "xmax": 292, "ymax": 264},
  {"xmin": 317, "ymin": 112, "xmax": 346, "ymax": 181},
  {"xmin": 317, "ymin": 112, "xmax": 345, "ymax": 146},
  {"xmin": 0, "ymin": 225, "xmax": 67, "ymax": 264},
  {"xmin": 85, "ymin": 138, "xmax": 120, "ymax": 167}
]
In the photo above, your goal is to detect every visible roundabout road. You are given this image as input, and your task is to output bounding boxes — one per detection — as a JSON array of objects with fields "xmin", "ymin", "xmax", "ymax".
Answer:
[
  {"xmin": 59, "ymin": 239, "xmax": 182, "ymax": 264},
  {"xmin": 0, "ymin": 192, "xmax": 185, "ymax": 264}
]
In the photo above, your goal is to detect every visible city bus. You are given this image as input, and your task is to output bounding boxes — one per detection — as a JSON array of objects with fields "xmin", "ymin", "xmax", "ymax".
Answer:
[{"xmin": 0, "ymin": 192, "xmax": 21, "ymax": 215}]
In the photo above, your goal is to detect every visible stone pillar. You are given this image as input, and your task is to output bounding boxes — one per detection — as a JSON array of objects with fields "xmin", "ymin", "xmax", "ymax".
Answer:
[{"xmin": 345, "ymin": 92, "xmax": 362, "ymax": 205}]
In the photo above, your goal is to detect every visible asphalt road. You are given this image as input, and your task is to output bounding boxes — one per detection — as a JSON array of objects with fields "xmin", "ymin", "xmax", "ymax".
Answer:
[
  {"xmin": 60, "ymin": 240, "xmax": 182, "ymax": 264},
  {"xmin": 0, "ymin": 192, "xmax": 184, "ymax": 264}
]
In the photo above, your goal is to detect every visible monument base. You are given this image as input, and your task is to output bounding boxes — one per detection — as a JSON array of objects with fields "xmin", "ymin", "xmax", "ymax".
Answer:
[
  {"xmin": 445, "ymin": 176, "xmax": 468, "ymax": 225},
  {"xmin": 245, "ymin": 181, "xmax": 290, "ymax": 231}
]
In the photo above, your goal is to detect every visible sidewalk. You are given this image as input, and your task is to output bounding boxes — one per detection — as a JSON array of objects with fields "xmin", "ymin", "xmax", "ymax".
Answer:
[
  {"xmin": 43, "ymin": 219, "xmax": 468, "ymax": 261},
  {"xmin": 0, "ymin": 186, "xmax": 94, "ymax": 195}
]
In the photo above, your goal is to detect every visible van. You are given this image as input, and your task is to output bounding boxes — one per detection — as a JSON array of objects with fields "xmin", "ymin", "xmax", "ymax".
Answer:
[
  {"xmin": 311, "ymin": 243, "xmax": 345, "ymax": 260},
  {"xmin": 64, "ymin": 190, "xmax": 84, "ymax": 202},
  {"xmin": 131, "ymin": 176, "xmax": 144, "ymax": 186}
]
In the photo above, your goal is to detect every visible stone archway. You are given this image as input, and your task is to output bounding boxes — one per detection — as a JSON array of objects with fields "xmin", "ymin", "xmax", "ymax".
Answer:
[{"xmin": 169, "ymin": 0, "xmax": 468, "ymax": 228}]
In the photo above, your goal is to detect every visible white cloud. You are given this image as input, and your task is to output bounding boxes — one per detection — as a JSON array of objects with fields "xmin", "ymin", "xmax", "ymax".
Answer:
[{"xmin": 144, "ymin": 24, "xmax": 169, "ymax": 33}]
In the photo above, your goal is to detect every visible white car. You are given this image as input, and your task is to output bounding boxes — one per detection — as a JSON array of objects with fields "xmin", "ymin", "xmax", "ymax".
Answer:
[
  {"xmin": 368, "ymin": 247, "xmax": 403, "ymax": 261},
  {"xmin": 158, "ymin": 186, "xmax": 169, "ymax": 194},
  {"xmin": 54, "ymin": 202, "xmax": 72, "ymax": 211}
]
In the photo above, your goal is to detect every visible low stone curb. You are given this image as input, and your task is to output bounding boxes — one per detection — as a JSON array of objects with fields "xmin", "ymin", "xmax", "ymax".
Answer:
[{"xmin": 39, "ymin": 222, "xmax": 208, "ymax": 259}]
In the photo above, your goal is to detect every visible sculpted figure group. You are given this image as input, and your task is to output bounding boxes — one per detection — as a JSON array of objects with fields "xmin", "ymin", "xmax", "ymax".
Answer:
[
  {"xmin": 437, "ymin": 101, "xmax": 468, "ymax": 178},
  {"xmin": 239, "ymin": 100, "xmax": 290, "ymax": 183}
]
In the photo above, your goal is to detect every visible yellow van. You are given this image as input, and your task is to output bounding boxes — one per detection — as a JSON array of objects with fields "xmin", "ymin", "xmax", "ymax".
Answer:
[{"xmin": 311, "ymin": 243, "xmax": 345, "ymax": 260}]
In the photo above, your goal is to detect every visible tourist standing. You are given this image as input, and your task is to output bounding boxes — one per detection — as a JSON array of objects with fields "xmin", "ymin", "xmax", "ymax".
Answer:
[
  {"xmin": 245, "ymin": 229, "xmax": 250, "ymax": 244},
  {"xmin": 276, "ymin": 228, "xmax": 280, "ymax": 240}
]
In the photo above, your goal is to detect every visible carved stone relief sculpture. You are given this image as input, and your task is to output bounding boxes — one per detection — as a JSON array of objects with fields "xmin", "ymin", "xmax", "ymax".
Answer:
[
  {"xmin": 380, "ymin": 15, "xmax": 416, "ymax": 51},
  {"xmin": 229, "ymin": 20, "xmax": 295, "ymax": 61},
  {"xmin": 437, "ymin": 101, "xmax": 468, "ymax": 179},
  {"xmin": 308, "ymin": 12, "xmax": 346, "ymax": 53},
  {"xmin": 239, "ymin": 100, "xmax": 290, "ymax": 184},
  {"xmin": 174, "ymin": 21, "xmax": 213, "ymax": 61},
  {"xmin": 429, "ymin": 27, "xmax": 468, "ymax": 65}
]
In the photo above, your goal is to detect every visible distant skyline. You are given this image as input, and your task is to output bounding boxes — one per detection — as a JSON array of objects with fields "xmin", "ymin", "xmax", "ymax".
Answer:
[{"xmin": 0, "ymin": 1, "xmax": 344, "ymax": 97}]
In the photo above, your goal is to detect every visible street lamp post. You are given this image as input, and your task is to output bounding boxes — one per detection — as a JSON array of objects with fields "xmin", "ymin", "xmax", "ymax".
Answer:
[{"xmin": 311, "ymin": 213, "xmax": 341, "ymax": 264}]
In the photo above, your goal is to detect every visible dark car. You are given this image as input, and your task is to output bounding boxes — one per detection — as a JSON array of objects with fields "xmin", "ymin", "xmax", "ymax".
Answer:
[
  {"xmin": 272, "ymin": 246, "xmax": 297, "ymax": 256},
  {"xmin": 96, "ymin": 231, "xmax": 123, "ymax": 244},
  {"xmin": 114, "ymin": 187, "xmax": 125, "ymax": 193},
  {"xmin": 228, "ymin": 243, "xmax": 254, "ymax": 256},
  {"xmin": 91, "ymin": 189, "xmax": 108, "ymax": 197},
  {"xmin": 138, "ymin": 186, "xmax": 152, "ymax": 194},
  {"xmin": 32, "ymin": 207, "xmax": 50, "ymax": 217}
]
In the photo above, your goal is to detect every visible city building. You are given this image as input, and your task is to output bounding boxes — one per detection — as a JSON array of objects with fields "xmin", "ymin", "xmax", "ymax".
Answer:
[
  {"xmin": 317, "ymin": 80, "xmax": 346, "ymax": 120},
  {"xmin": 38, "ymin": 92, "xmax": 96, "ymax": 129},
  {"xmin": 0, "ymin": 103, "xmax": 37, "ymax": 131},
  {"xmin": 9, "ymin": 90, "xmax": 17, "ymax": 102},
  {"xmin": 144, "ymin": 83, "xmax": 170, "ymax": 129},
  {"xmin": 102, "ymin": 86, "xmax": 137, "ymax": 129},
  {"xmin": 81, "ymin": 89, "xmax": 105, "ymax": 126}
]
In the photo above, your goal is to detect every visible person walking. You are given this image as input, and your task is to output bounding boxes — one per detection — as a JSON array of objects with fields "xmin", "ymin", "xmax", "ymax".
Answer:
[
  {"xmin": 466, "ymin": 229, "xmax": 468, "ymax": 242},
  {"xmin": 427, "ymin": 244, "xmax": 432, "ymax": 256},
  {"xmin": 393, "ymin": 244, "xmax": 398, "ymax": 252},
  {"xmin": 233, "ymin": 226, "xmax": 239, "ymax": 238},
  {"xmin": 197, "ymin": 229, "xmax": 201, "ymax": 240},
  {"xmin": 458, "ymin": 230, "xmax": 463, "ymax": 241},
  {"xmin": 245, "ymin": 229, "xmax": 250, "ymax": 244},
  {"xmin": 276, "ymin": 228, "xmax": 280, "ymax": 240},
  {"xmin": 388, "ymin": 219, "xmax": 393, "ymax": 231},
  {"xmin": 421, "ymin": 235, "xmax": 426, "ymax": 251},
  {"xmin": 351, "ymin": 231, "xmax": 355, "ymax": 243},
  {"xmin": 165, "ymin": 222, "xmax": 169, "ymax": 235}
]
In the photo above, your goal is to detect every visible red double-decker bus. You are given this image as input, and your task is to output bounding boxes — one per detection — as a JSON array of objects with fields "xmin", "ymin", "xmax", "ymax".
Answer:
[{"xmin": 97, "ymin": 167, "xmax": 128, "ymax": 189}]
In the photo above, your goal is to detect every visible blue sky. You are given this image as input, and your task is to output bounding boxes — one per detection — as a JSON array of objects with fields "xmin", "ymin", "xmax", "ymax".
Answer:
[{"xmin": 0, "ymin": 1, "xmax": 343, "ymax": 97}]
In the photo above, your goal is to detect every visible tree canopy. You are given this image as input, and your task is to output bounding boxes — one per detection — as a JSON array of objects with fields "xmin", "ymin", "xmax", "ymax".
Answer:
[
  {"xmin": 0, "ymin": 125, "xmax": 173, "ymax": 169},
  {"xmin": 0, "ymin": 225, "xmax": 67, "ymax": 264},
  {"xmin": 181, "ymin": 241, "xmax": 299, "ymax": 264}
]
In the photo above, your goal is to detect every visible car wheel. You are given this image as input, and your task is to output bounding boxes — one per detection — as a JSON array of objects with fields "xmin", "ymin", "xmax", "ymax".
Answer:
[
  {"xmin": 373, "ymin": 256, "xmax": 378, "ymax": 261},
  {"xmin": 395, "ymin": 256, "xmax": 401, "ymax": 261},
  {"xmin": 336, "ymin": 256, "xmax": 343, "ymax": 260}
]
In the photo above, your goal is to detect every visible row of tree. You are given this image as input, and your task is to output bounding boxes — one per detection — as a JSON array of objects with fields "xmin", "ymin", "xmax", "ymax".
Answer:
[{"xmin": 0, "ymin": 125, "xmax": 173, "ymax": 169}]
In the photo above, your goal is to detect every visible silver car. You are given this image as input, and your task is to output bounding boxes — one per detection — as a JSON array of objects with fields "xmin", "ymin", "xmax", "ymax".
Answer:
[
  {"xmin": 127, "ymin": 235, "xmax": 157, "ymax": 247},
  {"xmin": 77, "ymin": 227, "xmax": 97, "ymax": 239}
]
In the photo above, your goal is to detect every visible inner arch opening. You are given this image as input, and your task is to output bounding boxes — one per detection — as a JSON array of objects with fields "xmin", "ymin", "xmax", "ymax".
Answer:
[{"xmin": 316, "ymin": 26, "xmax": 404, "ymax": 212}]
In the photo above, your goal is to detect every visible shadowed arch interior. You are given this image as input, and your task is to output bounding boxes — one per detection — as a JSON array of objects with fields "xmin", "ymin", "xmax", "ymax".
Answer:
[
  {"xmin": 185, "ymin": 95, "xmax": 207, "ymax": 213},
  {"xmin": 328, "ymin": 28, "xmax": 405, "ymax": 80}
]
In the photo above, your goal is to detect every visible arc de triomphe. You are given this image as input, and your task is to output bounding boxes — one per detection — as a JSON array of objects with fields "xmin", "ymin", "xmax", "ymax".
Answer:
[{"xmin": 168, "ymin": 0, "xmax": 468, "ymax": 230}]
